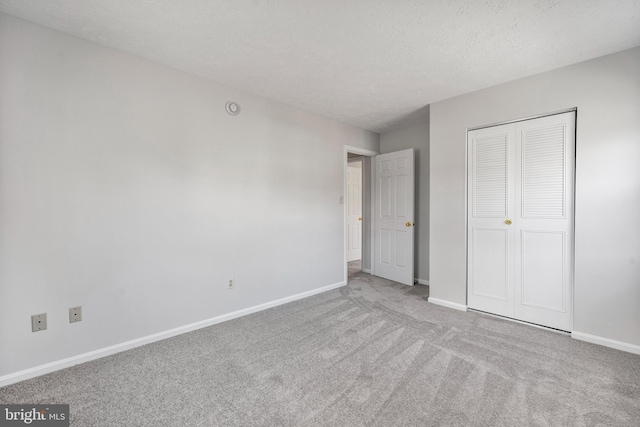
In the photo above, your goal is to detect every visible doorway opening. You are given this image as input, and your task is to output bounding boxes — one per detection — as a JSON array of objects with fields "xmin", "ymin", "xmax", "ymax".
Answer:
[
  {"xmin": 344, "ymin": 146, "xmax": 377, "ymax": 284},
  {"xmin": 344, "ymin": 146, "xmax": 417, "ymax": 286},
  {"xmin": 347, "ymin": 157, "xmax": 363, "ymax": 277}
]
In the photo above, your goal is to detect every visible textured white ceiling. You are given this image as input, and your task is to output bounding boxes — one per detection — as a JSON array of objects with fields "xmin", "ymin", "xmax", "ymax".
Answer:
[{"xmin": 1, "ymin": 1, "xmax": 639, "ymax": 133}]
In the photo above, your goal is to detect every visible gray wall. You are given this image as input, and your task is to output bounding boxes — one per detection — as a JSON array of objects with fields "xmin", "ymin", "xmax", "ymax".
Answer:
[
  {"xmin": 380, "ymin": 119, "xmax": 430, "ymax": 282},
  {"xmin": 430, "ymin": 47, "xmax": 640, "ymax": 347},
  {"xmin": 0, "ymin": 14, "xmax": 379, "ymax": 378}
]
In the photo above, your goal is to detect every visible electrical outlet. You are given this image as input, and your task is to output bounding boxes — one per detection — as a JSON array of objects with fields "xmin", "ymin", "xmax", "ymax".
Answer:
[
  {"xmin": 69, "ymin": 306, "xmax": 82, "ymax": 323},
  {"xmin": 31, "ymin": 313, "xmax": 47, "ymax": 332},
  {"xmin": 228, "ymin": 278, "xmax": 235, "ymax": 289}
]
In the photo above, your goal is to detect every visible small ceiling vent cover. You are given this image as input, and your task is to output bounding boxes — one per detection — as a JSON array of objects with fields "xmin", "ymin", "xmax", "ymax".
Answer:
[{"xmin": 225, "ymin": 102, "xmax": 240, "ymax": 115}]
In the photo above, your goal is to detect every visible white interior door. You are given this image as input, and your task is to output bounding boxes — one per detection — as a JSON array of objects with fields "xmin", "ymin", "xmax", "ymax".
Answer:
[
  {"xmin": 347, "ymin": 163, "xmax": 362, "ymax": 262},
  {"xmin": 467, "ymin": 111, "xmax": 575, "ymax": 331},
  {"xmin": 374, "ymin": 149, "xmax": 415, "ymax": 286}
]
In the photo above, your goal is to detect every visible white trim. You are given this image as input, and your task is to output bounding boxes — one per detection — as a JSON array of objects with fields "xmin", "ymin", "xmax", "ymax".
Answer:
[
  {"xmin": 572, "ymin": 331, "xmax": 640, "ymax": 355},
  {"xmin": 343, "ymin": 149, "xmax": 348, "ymax": 283},
  {"xmin": 344, "ymin": 145, "xmax": 378, "ymax": 158},
  {"xmin": 467, "ymin": 107, "xmax": 578, "ymax": 131},
  {"xmin": 428, "ymin": 297, "xmax": 468, "ymax": 312},
  {"xmin": 415, "ymin": 278, "xmax": 429, "ymax": 286},
  {"xmin": 0, "ymin": 280, "xmax": 346, "ymax": 388},
  {"xmin": 362, "ymin": 268, "xmax": 372, "ymax": 274}
]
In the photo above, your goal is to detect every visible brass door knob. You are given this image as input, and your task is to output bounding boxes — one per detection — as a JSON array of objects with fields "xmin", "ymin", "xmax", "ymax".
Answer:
[
  {"xmin": 505, "ymin": 219, "xmax": 512, "ymax": 225},
  {"xmin": 406, "ymin": 222, "xmax": 414, "ymax": 227},
  {"xmin": 358, "ymin": 217, "xmax": 362, "ymax": 221}
]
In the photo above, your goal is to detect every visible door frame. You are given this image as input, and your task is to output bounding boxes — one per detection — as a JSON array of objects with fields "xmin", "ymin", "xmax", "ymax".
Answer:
[
  {"xmin": 344, "ymin": 145, "xmax": 378, "ymax": 284},
  {"xmin": 464, "ymin": 107, "xmax": 577, "ymax": 328}
]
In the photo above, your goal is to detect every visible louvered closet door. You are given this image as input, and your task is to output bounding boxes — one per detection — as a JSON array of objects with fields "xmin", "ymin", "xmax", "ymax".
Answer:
[
  {"xmin": 468, "ymin": 112, "xmax": 575, "ymax": 331},
  {"xmin": 467, "ymin": 123, "xmax": 516, "ymax": 318},
  {"xmin": 513, "ymin": 112, "xmax": 575, "ymax": 331}
]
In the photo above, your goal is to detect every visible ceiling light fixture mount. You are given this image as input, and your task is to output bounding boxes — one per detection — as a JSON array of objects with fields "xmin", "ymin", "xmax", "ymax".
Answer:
[{"xmin": 225, "ymin": 101, "xmax": 240, "ymax": 116}]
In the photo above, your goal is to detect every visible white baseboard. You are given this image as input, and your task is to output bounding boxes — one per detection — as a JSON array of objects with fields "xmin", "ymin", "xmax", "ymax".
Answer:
[
  {"xmin": 0, "ymin": 280, "xmax": 347, "ymax": 388},
  {"xmin": 362, "ymin": 268, "xmax": 371, "ymax": 274},
  {"xmin": 427, "ymin": 297, "xmax": 468, "ymax": 312},
  {"xmin": 414, "ymin": 278, "xmax": 429, "ymax": 286},
  {"xmin": 571, "ymin": 331, "xmax": 640, "ymax": 355}
]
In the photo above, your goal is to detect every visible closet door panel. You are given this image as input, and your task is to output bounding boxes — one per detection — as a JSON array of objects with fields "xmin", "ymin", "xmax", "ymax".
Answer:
[
  {"xmin": 514, "ymin": 112, "xmax": 575, "ymax": 331},
  {"xmin": 467, "ymin": 124, "xmax": 515, "ymax": 317}
]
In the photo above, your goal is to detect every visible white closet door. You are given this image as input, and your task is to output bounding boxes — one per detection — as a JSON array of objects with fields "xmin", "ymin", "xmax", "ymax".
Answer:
[
  {"xmin": 467, "ymin": 123, "xmax": 516, "ymax": 317},
  {"xmin": 467, "ymin": 112, "xmax": 575, "ymax": 331},
  {"xmin": 374, "ymin": 149, "xmax": 415, "ymax": 286},
  {"xmin": 514, "ymin": 112, "xmax": 575, "ymax": 331}
]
